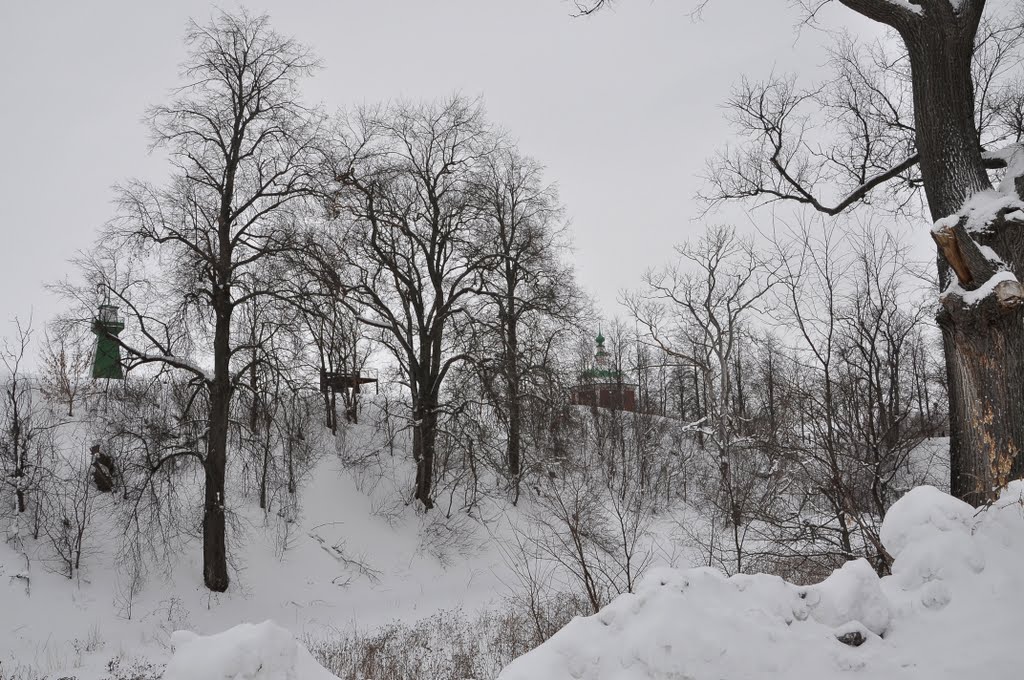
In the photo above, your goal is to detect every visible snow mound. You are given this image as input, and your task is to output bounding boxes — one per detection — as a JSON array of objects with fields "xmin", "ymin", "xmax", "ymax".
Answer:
[
  {"xmin": 499, "ymin": 566, "xmax": 890, "ymax": 680},
  {"xmin": 805, "ymin": 558, "xmax": 890, "ymax": 636},
  {"xmin": 881, "ymin": 485, "xmax": 983, "ymax": 591},
  {"xmin": 164, "ymin": 621, "xmax": 338, "ymax": 680},
  {"xmin": 499, "ymin": 484, "xmax": 1024, "ymax": 680}
]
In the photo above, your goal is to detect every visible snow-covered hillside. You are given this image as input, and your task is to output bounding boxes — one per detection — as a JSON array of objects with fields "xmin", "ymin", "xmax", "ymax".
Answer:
[
  {"xmin": 82, "ymin": 479, "xmax": 1024, "ymax": 680},
  {"xmin": 0, "ymin": 422, "xmax": 517, "ymax": 679},
  {"xmin": 0, "ymin": 396, "xmax": 1002, "ymax": 680}
]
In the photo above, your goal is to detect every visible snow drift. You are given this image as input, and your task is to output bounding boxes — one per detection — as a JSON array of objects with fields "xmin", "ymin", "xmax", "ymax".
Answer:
[
  {"xmin": 164, "ymin": 620, "xmax": 338, "ymax": 680},
  {"xmin": 498, "ymin": 482, "xmax": 1024, "ymax": 680}
]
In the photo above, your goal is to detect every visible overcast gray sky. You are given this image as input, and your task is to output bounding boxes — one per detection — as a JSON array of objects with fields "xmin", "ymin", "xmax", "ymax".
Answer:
[{"xmin": 0, "ymin": 0, "xmax": 885, "ymax": 336}]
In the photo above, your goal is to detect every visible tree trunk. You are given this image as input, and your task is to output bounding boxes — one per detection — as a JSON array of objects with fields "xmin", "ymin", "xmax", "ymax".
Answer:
[
  {"xmin": 287, "ymin": 432, "xmax": 297, "ymax": 495},
  {"xmin": 345, "ymin": 386, "xmax": 358, "ymax": 424},
  {"xmin": 508, "ymin": 375, "xmax": 522, "ymax": 504},
  {"xmin": 412, "ymin": 396, "xmax": 437, "ymax": 509},
  {"xmin": 765, "ymin": 350, "xmax": 778, "ymax": 449},
  {"xmin": 940, "ymin": 289, "xmax": 1024, "ymax": 505},
  {"xmin": 259, "ymin": 432, "xmax": 270, "ymax": 511},
  {"xmin": 693, "ymin": 365, "xmax": 704, "ymax": 448},
  {"xmin": 328, "ymin": 389, "xmax": 337, "ymax": 434},
  {"xmin": 204, "ymin": 381, "xmax": 230, "ymax": 592},
  {"xmin": 11, "ymin": 414, "xmax": 26, "ymax": 513},
  {"xmin": 203, "ymin": 303, "xmax": 232, "ymax": 592},
  {"xmin": 903, "ymin": 25, "xmax": 990, "ymax": 222},
  {"xmin": 507, "ymin": 320, "xmax": 522, "ymax": 481},
  {"xmin": 249, "ymin": 347, "xmax": 259, "ymax": 432},
  {"xmin": 901, "ymin": 17, "xmax": 1024, "ymax": 504}
]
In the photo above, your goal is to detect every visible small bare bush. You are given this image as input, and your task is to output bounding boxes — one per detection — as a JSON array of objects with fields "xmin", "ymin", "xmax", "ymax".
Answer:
[{"xmin": 307, "ymin": 598, "xmax": 584, "ymax": 680}]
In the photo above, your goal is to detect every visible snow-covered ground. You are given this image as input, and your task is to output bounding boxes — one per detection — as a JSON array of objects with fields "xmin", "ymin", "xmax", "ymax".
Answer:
[
  {"xmin": 162, "ymin": 622, "xmax": 337, "ymax": 680},
  {"xmin": 498, "ymin": 482, "xmax": 1024, "ymax": 680},
  {"xmin": 2, "ymin": 403, "xmax": 996, "ymax": 680},
  {"xmin": 0, "ymin": 421, "xmax": 519, "ymax": 679},
  {"xmin": 75, "ymin": 476, "xmax": 1024, "ymax": 680}
]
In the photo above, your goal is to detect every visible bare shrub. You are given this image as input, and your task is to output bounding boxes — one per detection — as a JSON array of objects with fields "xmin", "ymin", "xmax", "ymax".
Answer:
[
  {"xmin": 102, "ymin": 655, "xmax": 164, "ymax": 680},
  {"xmin": 39, "ymin": 447, "xmax": 97, "ymax": 579},
  {"xmin": 307, "ymin": 600, "xmax": 584, "ymax": 680},
  {"xmin": 512, "ymin": 457, "xmax": 657, "ymax": 615},
  {"xmin": 39, "ymin": 321, "xmax": 92, "ymax": 418}
]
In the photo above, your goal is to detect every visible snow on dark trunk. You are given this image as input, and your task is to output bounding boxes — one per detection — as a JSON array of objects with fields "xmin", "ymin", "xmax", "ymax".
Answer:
[{"xmin": 896, "ymin": 3, "xmax": 1024, "ymax": 505}]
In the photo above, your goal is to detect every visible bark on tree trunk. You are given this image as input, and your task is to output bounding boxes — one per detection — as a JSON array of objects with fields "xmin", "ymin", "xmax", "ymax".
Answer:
[
  {"xmin": 259, "ymin": 431, "xmax": 270, "ymax": 511},
  {"xmin": 412, "ymin": 396, "xmax": 437, "ymax": 509},
  {"xmin": 329, "ymin": 389, "xmax": 338, "ymax": 433},
  {"xmin": 204, "ymin": 382, "xmax": 230, "ymax": 592},
  {"xmin": 507, "ymin": 323, "xmax": 522, "ymax": 482},
  {"xmin": 12, "ymin": 417, "xmax": 26, "ymax": 513},
  {"xmin": 203, "ymin": 304, "xmax": 232, "ymax": 592},
  {"xmin": 508, "ymin": 391, "xmax": 522, "ymax": 474},
  {"xmin": 940, "ymin": 279, "xmax": 1024, "ymax": 505},
  {"xmin": 900, "ymin": 16, "xmax": 1024, "ymax": 504},
  {"xmin": 903, "ymin": 27, "xmax": 990, "ymax": 222}
]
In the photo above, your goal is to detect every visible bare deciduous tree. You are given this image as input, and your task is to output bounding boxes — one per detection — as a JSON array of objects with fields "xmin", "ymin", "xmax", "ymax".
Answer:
[
  {"xmin": 470, "ymin": 148, "xmax": 583, "ymax": 498},
  {"xmin": 327, "ymin": 97, "xmax": 501, "ymax": 509},
  {"xmin": 40, "ymin": 321, "xmax": 92, "ymax": 418},
  {"xmin": 74, "ymin": 10, "xmax": 323, "ymax": 590},
  {"xmin": 1, "ymin": 320, "xmax": 44, "ymax": 519},
  {"xmin": 627, "ymin": 225, "xmax": 777, "ymax": 541}
]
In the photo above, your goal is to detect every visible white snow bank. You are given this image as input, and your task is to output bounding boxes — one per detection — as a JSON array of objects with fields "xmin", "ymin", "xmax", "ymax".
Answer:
[
  {"xmin": 498, "ymin": 566, "xmax": 880, "ymax": 680},
  {"xmin": 164, "ymin": 620, "xmax": 338, "ymax": 680},
  {"xmin": 805, "ymin": 558, "xmax": 890, "ymax": 636},
  {"xmin": 880, "ymin": 485, "xmax": 981, "ymax": 590},
  {"xmin": 880, "ymin": 484, "xmax": 974, "ymax": 559},
  {"xmin": 499, "ymin": 483, "xmax": 1024, "ymax": 680}
]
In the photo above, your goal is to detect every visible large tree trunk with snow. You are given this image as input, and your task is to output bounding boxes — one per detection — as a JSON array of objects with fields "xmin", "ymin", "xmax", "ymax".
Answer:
[
  {"xmin": 940, "ymin": 295, "xmax": 1024, "ymax": 505},
  {"xmin": 895, "ymin": 3, "xmax": 1024, "ymax": 504}
]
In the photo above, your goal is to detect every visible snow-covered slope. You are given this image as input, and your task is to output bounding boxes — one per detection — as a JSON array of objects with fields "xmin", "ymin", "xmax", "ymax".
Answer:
[
  {"xmin": 0, "ymin": 423, "xmax": 515, "ymax": 678},
  {"xmin": 498, "ymin": 482, "xmax": 1024, "ymax": 680}
]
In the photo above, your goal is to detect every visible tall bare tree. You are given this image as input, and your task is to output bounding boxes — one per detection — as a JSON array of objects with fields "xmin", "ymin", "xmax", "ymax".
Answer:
[
  {"xmin": 40, "ymin": 321, "xmax": 92, "ymax": 418},
  {"xmin": 748, "ymin": 222, "xmax": 945, "ymax": 576},
  {"xmin": 471, "ymin": 148, "xmax": 582, "ymax": 493},
  {"xmin": 328, "ymin": 97, "xmax": 500, "ymax": 509},
  {"xmin": 626, "ymin": 226, "xmax": 779, "ymax": 572},
  {"xmin": 1, "ymin": 320, "xmax": 40, "ymax": 517},
  {"xmin": 628, "ymin": 226, "xmax": 776, "ymax": 522},
  {"xmin": 78, "ymin": 11, "xmax": 322, "ymax": 590}
]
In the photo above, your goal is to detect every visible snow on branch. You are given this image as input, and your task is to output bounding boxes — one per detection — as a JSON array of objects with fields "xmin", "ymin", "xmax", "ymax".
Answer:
[{"xmin": 983, "ymin": 143, "xmax": 1024, "ymax": 194}]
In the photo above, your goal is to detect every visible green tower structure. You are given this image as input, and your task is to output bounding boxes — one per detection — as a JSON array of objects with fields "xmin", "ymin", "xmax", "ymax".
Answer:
[
  {"xmin": 582, "ymin": 330, "xmax": 621, "ymax": 382},
  {"xmin": 92, "ymin": 303, "xmax": 125, "ymax": 379}
]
